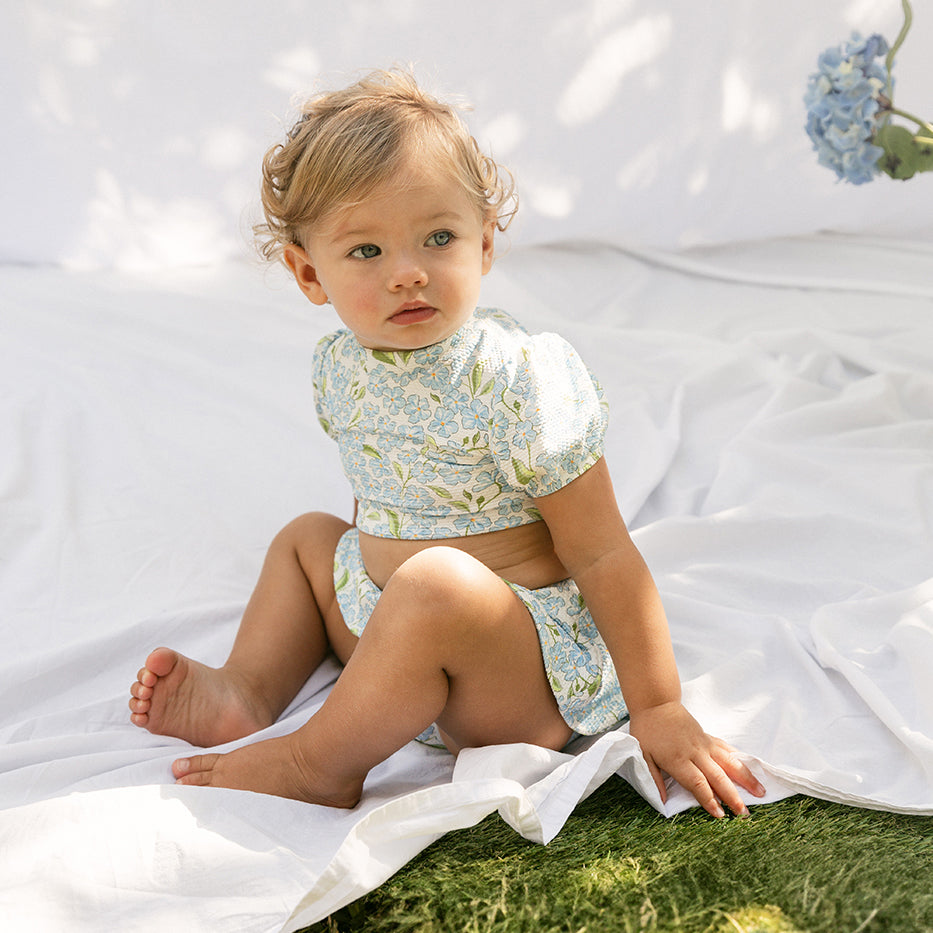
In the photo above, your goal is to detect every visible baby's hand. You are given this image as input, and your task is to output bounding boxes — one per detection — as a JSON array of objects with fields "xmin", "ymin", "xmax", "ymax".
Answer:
[{"xmin": 628, "ymin": 702, "xmax": 766, "ymax": 818}]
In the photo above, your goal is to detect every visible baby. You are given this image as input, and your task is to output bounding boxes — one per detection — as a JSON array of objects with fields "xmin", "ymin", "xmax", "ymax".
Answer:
[{"xmin": 129, "ymin": 69, "xmax": 765, "ymax": 817}]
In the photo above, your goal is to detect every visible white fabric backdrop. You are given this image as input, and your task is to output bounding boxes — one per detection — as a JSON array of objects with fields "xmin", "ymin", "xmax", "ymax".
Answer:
[{"xmin": 3, "ymin": 0, "xmax": 932, "ymax": 269}]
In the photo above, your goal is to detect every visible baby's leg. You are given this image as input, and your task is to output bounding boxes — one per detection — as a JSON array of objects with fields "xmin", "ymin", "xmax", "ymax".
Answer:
[
  {"xmin": 172, "ymin": 546, "xmax": 573, "ymax": 806},
  {"xmin": 129, "ymin": 512, "xmax": 354, "ymax": 748}
]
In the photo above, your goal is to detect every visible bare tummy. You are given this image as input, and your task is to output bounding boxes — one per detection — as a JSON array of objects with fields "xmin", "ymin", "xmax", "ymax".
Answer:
[{"xmin": 358, "ymin": 521, "xmax": 570, "ymax": 591}]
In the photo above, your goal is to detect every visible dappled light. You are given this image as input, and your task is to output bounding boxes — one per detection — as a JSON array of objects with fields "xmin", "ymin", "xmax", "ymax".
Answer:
[
  {"xmin": 721, "ymin": 64, "xmax": 780, "ymax": 139},
  {"xmin": 556, "ymin": 15, "xmax": 673, "ymax": 127},
  {"xmin": 3, "ymin": 0, "xmax": 931, "ymax": 269}
]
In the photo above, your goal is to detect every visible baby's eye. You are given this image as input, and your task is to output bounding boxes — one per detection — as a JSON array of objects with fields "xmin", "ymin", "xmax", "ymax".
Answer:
[
  {"xmin": 426, "ymin": 230, "xmax": 453, "ymax": 248},
  {"xmin": 350, "ymin": 244, "xmax": 381, "ymax": 260}
]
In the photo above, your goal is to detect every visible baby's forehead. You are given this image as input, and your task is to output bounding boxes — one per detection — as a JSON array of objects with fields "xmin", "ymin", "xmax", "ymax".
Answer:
[{"xmin": 317, "ymin": 169, "xmax": 481, "ymax": 233}]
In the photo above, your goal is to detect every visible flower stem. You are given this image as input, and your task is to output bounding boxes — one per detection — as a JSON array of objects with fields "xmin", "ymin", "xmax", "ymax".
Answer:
[
  {"xmin": 886, "ymin": 105, "xmax": 933, "ymax": 137},
  {"xmin": 886, "ymin": 0, "xmax": 913, "ymax": 75}
]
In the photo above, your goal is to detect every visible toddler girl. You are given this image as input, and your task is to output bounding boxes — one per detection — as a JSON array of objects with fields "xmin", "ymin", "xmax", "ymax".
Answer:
[{"xmin": 129, "ymin": 69, "xmax": 765, "ymax": 817}]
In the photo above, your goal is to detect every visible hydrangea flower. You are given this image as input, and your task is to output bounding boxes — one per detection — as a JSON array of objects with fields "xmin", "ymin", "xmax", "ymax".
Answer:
[
  {"xmin": 804, "ymin": 33, "xmax": 889, "ymax": 184},
  {"xmin": 804, "ymin": 1, "xmax": 933, "ymax": 184}
]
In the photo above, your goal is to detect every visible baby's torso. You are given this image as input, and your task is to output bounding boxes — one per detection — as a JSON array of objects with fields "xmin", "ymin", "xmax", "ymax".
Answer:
[{"xmin": 357, "ymin": 522, "xmax": 569, "ymax": 590}]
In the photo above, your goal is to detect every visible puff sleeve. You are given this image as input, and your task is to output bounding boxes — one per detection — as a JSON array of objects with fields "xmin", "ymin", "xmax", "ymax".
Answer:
[
  {"xmin": 488, "ymin": 332, "xmax": 608, "ymax": 498},
  {"xmin": 311, "ymin": 330, "xmax": 346, "ymax": 440}
]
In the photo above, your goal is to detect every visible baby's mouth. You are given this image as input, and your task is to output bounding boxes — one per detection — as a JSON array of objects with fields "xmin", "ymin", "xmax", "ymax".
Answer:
[{"xmin": 390, "ymin": 304, "xmax": 436, "ymax": 325}]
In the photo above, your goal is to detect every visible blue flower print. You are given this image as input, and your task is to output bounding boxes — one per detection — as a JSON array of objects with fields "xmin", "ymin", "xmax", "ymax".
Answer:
[
  {"xmin": 436, "ymin": 462, "xmax": 476, "ymax": 488},
  {"xmin": 496, "ymin": 499, "xmax": 525, "ymax": 520},
  {"xmin": 428, "ymin": 409, "xmax": 458, "ymax": 438},
  {"xmin": 404, "ymin": 395, "xmax": 432, "ymax": 423},
  {"xmin": 512, "ymin": 418, "xmax": 538, "ymax": 448},
  {"xmin": 376, "ymin": 384, "xmax": 407, "ymax": 415},
  {"xmin": 453, "ymin": 512, "xmax": 493, "ymax": 535},
  {"xmin": 489, "ymin": 408, "xmax": 512, "ymax": 441},
  {"xmin": 461, "ymin": 398, "xmax": 490, "ymax": 433},
  {"xmin": 408, "ymin": 456, "xmax": 439, "ymax": 487},
  {"xmin": 420, "ymin": 361, "xmax": 454, "ymax": 392},
  {"xmin": 472, "ymin": 470, "xmax": 501, "ymax": 492}
]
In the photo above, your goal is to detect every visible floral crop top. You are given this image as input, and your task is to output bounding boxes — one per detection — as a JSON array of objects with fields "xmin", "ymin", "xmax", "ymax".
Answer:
[{"xmin": 312, "ymin": 307, "xmax": 608, "ymax": 539}]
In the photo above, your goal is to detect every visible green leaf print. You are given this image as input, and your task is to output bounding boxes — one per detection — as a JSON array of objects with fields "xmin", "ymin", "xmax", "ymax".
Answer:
[
  {"xmin": 470, "ymin": 362, "xmax": 484, "ymax": 396},
  {"xmin": 362, "ymin": 445, "xmax": 383, "ymax": 459},
  {"xmin": 371, "ymin": 350, "xmax": 396, "ymax": 366},
  {"xmin": 386, "ymin": 509, "xmax": 402, "ymax": 538},
  {"xmin": 334, "ymin": 568, "xmax": 349, "ymax": 592},
  {"xmin": 428, "ymin": 485, "xmax": 453, "ymax": 499},
  {"xmin": 511, "ymin": 457, "xmax": 536, "ymax": 485}
]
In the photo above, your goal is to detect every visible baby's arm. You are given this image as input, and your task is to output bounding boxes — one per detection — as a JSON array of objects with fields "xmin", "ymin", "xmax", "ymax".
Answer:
[{"xmin": 535, "ymin": 458, "xmax": 765, "ymax": 817}]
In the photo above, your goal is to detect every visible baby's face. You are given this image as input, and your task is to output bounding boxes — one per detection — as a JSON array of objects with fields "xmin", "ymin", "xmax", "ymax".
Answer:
[{"xmin": 298, "ymin": 162, "xmax": 495, "ymax": 351}]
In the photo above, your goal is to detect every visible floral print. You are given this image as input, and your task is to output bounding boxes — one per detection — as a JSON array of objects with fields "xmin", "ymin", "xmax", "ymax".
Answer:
[{"xmin": 313, "ymin": 308, "xmax": 609, "ymax": 540}]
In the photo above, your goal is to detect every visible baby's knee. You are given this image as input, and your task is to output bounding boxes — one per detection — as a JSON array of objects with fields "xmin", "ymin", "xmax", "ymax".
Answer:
[
  {"xmin": 392, "ymin": 546, "xmax": 487, "ymax": 602},
  {"xmin": 383, "ymin": 547, "xmax": 511, "ymax": 634},
  {"xmin": 274, "ymin": 511, "xmax": 351, "ymax": 551}
]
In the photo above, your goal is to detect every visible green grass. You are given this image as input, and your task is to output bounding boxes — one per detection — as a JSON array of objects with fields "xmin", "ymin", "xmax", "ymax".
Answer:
[{"xmin": 302, "ymin": 778, "xmax": 933, "ymax": 933}]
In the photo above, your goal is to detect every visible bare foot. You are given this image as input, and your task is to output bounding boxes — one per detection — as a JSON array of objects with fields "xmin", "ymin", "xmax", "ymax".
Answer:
[
  {"xmin": 129, "ymin": 647, "xmax": 275, "ymax": 748},
  {"xmin": 172, "ymin": 731, "xmax": 364, "ymax": 808}
]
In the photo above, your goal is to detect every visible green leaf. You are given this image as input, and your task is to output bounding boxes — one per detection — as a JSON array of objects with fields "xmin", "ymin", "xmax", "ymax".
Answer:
[
  {"xmin": 876, "ymin": 124, "xmax": 921, "ymax": 179},
  {"xmin": 428, "ymin": 485, "xmax": 453, "ymax": 498},
  {"xmin": 386, "ymin": 509, "xmax": 401, "ymax": 538},
  {"xmin": 372, "ymin": 350, "xmax": 396, "ymax": 366},
  {"xmin": 362, "ymin": 444, "xmax": 383, "ymax": 459},
  {"xmin": 334, "ymin": 568, "xmax": 349, "ymax": 592}
]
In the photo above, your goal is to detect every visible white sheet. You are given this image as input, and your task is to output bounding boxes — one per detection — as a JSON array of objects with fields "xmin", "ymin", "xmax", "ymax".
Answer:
[{"xmin": 1, "ymin": 235, "xmax": 931, "ymax": 931}]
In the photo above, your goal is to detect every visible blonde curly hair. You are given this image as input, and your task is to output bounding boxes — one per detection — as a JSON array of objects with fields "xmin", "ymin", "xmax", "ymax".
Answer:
[{"xmin": 254, "ymin": 69, "xmax": 518, "ymax": 264}]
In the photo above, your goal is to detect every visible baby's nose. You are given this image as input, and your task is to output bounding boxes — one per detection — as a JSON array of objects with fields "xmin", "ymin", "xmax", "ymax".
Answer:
[{"xmin": 389, "ymin": 254, "xmax": 428, "ymax": 290}]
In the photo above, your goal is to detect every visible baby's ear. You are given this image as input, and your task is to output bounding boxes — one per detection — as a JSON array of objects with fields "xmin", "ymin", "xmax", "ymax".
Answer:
[
  {"xmin": 481, "ymin": 215, "xmax": 496, "ymax": 274},
  {"xmin": 283, "ymin": 244, "xmax": 329, "ymax": 305}
]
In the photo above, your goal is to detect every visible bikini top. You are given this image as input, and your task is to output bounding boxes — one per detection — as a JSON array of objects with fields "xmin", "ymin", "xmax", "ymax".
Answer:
[{"xmin": 312, "ymin": 307, "xmax": 608, "ymax": 540}]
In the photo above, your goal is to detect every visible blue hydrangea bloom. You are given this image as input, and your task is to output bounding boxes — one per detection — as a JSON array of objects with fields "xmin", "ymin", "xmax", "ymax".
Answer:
[{"xmin": 804, "ymin": 33, "xmax": 890, "ymax": 184}]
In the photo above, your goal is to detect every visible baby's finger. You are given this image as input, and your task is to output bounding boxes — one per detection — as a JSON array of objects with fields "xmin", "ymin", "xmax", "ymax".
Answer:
[
  {"xmin": 711, "ymin": 741, "xmax": 767, "ymax": 799},
  {"xmin": 676, "ymin": 760, "xmax": 728, "ymax": 818},
  {"xmin": 643, "ymin": 753, "xmax": 669, "ymax": 804},
  {"xmin": 703, "ymin": 759, "xmax": 750, "ymax": 818}
]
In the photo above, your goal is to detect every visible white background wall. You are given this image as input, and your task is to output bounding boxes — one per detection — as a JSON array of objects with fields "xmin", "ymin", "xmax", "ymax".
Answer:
[{"xmin": 3, "ymin": 0, "xmax": 931, "ymax": 269}]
